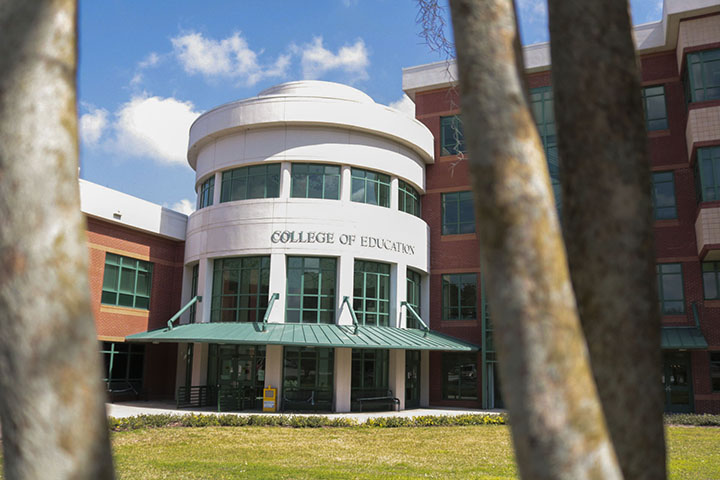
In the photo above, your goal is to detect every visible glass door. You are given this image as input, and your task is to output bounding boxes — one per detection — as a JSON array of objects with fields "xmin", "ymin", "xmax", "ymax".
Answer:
[
  {"xmin": 663, "ymin": 352, "xmax": 693, "ymax": 413},
  {"xmin": 406, "ymin": 350, "xmax": 421, "ymax": 409}
]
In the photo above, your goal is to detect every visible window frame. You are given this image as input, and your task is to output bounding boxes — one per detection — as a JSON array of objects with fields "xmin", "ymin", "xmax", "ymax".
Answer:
[
  {"xmin": 651, "ymin": 171, "xmax": 677, "ymax": 220},
  {"xmin": 441, "ymin": 191, "xmax": 475, "ymax": 235},
  {"xmin": 406, "ymin": 268, "xmax": 422, "ymax": 329},
  {"xmin": 440, "ymin": 115, "xmax": 465, "ymax": 156},
  {"xmin": 711, "ymin": 352, "xmax": 720, "ymax": 393},
  {"xmin": 101, "ymin": 253, "xmax": 153, "ymax": 310},
  {"xmin": 696, "ymin": 146, "xmax": 720, "ymax": 202},
  {"xmin": 530, "ymin": 86, "xmax": 561, "ymax": 209},
  {"xmin": 641, "ymin": 85, "xmax": 669, "ymax": 131},
  {"xmin": 290, "ymin": 163, "xmax": 341, "ymax": 200},
  {"xmin": 685, "ymin": 48, "xmax": 720, "ymax": 103},
  {"xmin": 353, "ymin": 260, "xmax": 391, "ymax": 326},
  {"xmin": 210, "ymin": 256, "xmax": 270, "ymax": 323},
  {"xmin": 189, "ymin": 264, "xmax": 199, "ymax": 323},
  {"xmin": 350, "ymin": 168, "xmax": 391, "ymax": 207},
  {"xmin": 197, "ymin": 175, "xmax": 215, "ymax": 209},
  {"xmin": 220, "ymin": 163, "xmax": 280, "ymax": 203},
  {"xmin": 286, "ymin": 256, "xmax": 337, "ymax": 324},
  {"xmin": 398, "ymin": 180, "xmax": 421, "ymax": 217},
  {"xmin": 656, "ymin": 263, "xmax": 685, "ymax": 315},
  {"xmin": 442, "ymin": 273, "xmax": 478, "ymax": 320},
  {"xmin": 702, "ymin": 261, "xmax": 720, "ymax": 300},
  {"xmin": 101, "ymin": 341, "xmax": 145, "ymax": 389}
]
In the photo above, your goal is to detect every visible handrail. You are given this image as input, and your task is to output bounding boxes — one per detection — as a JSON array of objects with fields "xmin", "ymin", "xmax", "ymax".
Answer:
[
  {"xmin": 342, "ymin": 296, "xmax": 360, "ymax": 334},
  {"xmin": 401, "ymin": 301, "xmax": 429, "ymax": 337},
  {"xmin": 261, "ymin": 293, "xmax": 280, "ymax": 332},
  {"xmin": 167, "ymin": 295, "xmax": 202, "ymax": 330},
  {"xmin": 692, "ymin": 301, "xmax": 701, "ymax": 328}
]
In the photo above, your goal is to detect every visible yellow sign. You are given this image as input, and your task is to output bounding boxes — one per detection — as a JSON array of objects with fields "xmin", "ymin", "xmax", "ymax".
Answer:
[{"xmin": 263, "ymin": 385, "xmax": 277, "ymax": 412}]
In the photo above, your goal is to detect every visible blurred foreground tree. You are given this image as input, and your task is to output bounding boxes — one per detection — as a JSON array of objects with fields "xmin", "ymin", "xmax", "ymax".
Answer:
[
  {"xmin": 0, "ymin": 1, "xmax": 115, "ymax": 478},
  {"xmin": 439, "ymin": 0, "xmax": 665, "ymax": 478}
]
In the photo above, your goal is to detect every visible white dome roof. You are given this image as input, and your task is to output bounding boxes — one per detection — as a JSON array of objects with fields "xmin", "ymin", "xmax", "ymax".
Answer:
[{"xmin": 257, "ymin": 81, "xmax": 375, "ymax": 104}]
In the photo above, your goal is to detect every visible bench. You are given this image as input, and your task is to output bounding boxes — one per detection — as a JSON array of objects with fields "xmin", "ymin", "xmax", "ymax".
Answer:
[
  {"xmin": 355, "ymin": 389, "xmax": 400, "ymax": 412},
  {"xmin": 106, "ymin": 381, "xmax": 141, "ymax": 402},
  {"xmin": 283, "ymin": 389, "xmax": 332, "ymax": 412}
]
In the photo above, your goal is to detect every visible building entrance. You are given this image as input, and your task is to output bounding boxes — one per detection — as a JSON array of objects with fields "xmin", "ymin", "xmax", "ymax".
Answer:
[
  {"xmin": 663, "ymin": 352, "xmax": 693, "ymax": 413},
  {"xmin": 406, "ymin": 350, "xmax": 421, "ymax": 409},
  {"xmin": 208, "ymin": 345, "xmax": 266, "ymax": 411}
]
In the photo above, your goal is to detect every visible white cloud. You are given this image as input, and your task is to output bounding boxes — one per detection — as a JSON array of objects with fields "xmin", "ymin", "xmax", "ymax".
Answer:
[
  {"xmin": 112, "ymin": 95, "xmax": 201, "ymax": 165},
  {"xmin": 388, "ymin": 94, "xmax": 415, "ymax": 118},
  {"xmin": 168, "ymin": 199, "xmax": 195, "ymax": 215},
  {"xmin": 171, "ymin": 31, "xmax": 289, "ymax": 86},
  {"xmin": 295, "ymin": 37, "xmax": 369, "ymax": 80},
  {"xmin": 130, "ymin": 52, "xmax": 162, "ymax": 86},
  {"xmin": 79, "ymin": 107, "xmax": 109, "ymax": 145}
]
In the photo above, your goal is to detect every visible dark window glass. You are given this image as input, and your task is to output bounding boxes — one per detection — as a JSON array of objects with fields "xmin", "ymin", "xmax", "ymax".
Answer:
[
  {"xmin": 353, "ymin": 260, "xmax": 391, "ymax": 326},
  {"xmin": 351, "ymin": 349, "xmax": 389, "ymax": 406},
  {"xmin": 697, "ymin": 146, "xmax": 720, "ymax": 202},
  {"xmin": 641, "ymin": 86, "xmax": 669, "ymax": 131},
  {"xmin": 286, "ymin": 257, "xmax": 336, "ymax": 324},
  {"xmin": 702, "ymin": 262, "xmax": 720, "ymax": 300},
  {"xmin": 711, "ymin": 352, "xmax": 720, "ymax": 392},
  {"xmin": 406, "ymin": 268, "xmax": 422, "ymax": 329},
  {"xmin": 350, "ymin": 168, "xmax": 391, "ymax": 207},
  {"xmin": 211, "ymin": 257, "xmax": 270, "ymax": 322},
  {"xmin": 530, "ymin": 86, "xmax": 561, "ymax": 210},
  {"xmin": 291, "ymin": 164, "xmax": 341, "ymax": 200},
  {"xmin": 442, "ymin": 273, "xmax": 477, "ymax": 320},
  {"xmin": 189, "ymin": 264, "xmax": 199, "ymax": 323},
  {"xmin": 686, "ymin": 49, "xmax": 720, "ymax": 103},
  {"xmin": 440, "ymin": 115, "xmax": 465, "ymax": 155},
  {"xmin": 101, "ymin": 253, "xmax": 153, "ymax": 309},
  {"xmin": 651, "ymin": 171, "xmax": 677, "ymax": 219},
  {"xmin": 100, "ymin": 341, "xmax": 145, "ymax": 390},
  {"xmin": 656, "ymin": 263, "xmax": 685, "ymax": 314},
  {"xmin": 442, "ymin": 352, "xmax": 478, "ymax": 400},
  {"xmin": 282, "ymin": 347, "xmax": 334, "ymax": 410},
  {"xmin": 197, "ymin": 175, "xmax": 215, "ymax": 209},
  {"xmin": 398, "ymin": 180, "xmax": 421, "ymax": 217},
  {"xmin": 220, "ymin": 164, "xmax": 280, "ymax": 202},
  {"xmin": 442, "ymin": 191, "xmax": 475, "ymax": 235}
]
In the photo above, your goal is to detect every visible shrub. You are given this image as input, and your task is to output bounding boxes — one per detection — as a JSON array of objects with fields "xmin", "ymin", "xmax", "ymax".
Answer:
[{"xmin": 665, "ymin": 413, "xmax": 720, "ymax": 426}]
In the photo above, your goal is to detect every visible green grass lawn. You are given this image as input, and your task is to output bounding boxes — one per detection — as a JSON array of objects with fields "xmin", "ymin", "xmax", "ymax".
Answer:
[{"xmin": 2, "ymin": 425, "xmax": 719, "ymax": 479}]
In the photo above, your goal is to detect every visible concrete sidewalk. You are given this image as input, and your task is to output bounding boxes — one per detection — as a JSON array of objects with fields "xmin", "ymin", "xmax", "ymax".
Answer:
[{"xmin": 106, "ymin": 401, "xmax": 504, "ymax": 422}]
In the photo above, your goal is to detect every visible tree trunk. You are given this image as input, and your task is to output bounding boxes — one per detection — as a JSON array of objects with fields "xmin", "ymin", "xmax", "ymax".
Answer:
[
  {"xmin": 547, "ymin": 1, "xmax": 667, "ymax": 478},
  {"xmin": 448, "ymin": 1, "xmax": 622, "ymax": 478},
  {"xmin": 0, "ymin": 1, "xmax": 115, "ymax": 478}
]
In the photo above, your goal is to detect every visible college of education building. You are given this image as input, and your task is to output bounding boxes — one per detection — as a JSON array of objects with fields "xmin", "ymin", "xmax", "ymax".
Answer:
[{"xmin": 89, "ymin": 0, "xmax": 720, "ymax": 414}]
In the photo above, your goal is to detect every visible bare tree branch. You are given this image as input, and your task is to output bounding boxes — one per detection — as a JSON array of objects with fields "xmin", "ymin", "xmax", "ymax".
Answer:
[
  {"xmin": 448, "ymin": 0, "xmax": 622, "ymax": 478},
  {"xmin": 0, "ymin": 1, "xmax": 115, "ymax": 478},
  {"xmin": 548, "ymin": 1, "xmax": 667, "ymax": 478}
]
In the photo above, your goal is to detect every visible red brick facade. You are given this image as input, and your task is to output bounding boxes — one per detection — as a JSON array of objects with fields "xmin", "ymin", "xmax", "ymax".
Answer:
[
  {"xmin": 416, "ymin": 34, "xmax": 720, "ymax": 413},
  {"xmin": 86, "ymin": 216, "xmax": 184, "ymax": 399}
]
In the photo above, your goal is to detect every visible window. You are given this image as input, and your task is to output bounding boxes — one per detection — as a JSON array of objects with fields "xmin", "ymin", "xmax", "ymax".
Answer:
[
  {"xmin": 711, "ymin": 352, "xmax": 720, "ymax": 392},
  {"xmin": 442, "ymin": 191, "xmax": 475, "ymax": 235},
  {"xmin": 442, "ymin": 352, "xmax": 478, "ymax": 400},
  {"xmin": 657, "ymin": 263, "xmax": 685, "ymax": 314},
  {"xmin": 440, "ymin": 115, "xmax": 465, "ymax": 155},
  {"xmin": 641, "ymin": 86, "xmax": 669, "ymax": 131},
  {"xmin": 398, "ymin": 180, "xmax": 421, "ymax": 217},
  {"xmin": 210, "ymin": 257, "xmax": 270, "ymax": 323},
  {"xmin": 351, "ymin": 349, "xmax": 389, "ymax": 406},
  {"xmin": 101, "ymin": 342, "xmax": 145, "ymax": 390},
  {"xmin": 442, "ymin": 273, "xmax": 477, "ymax": 320},
  {"xmin": 291, "ymin": 163, "xmax": 341, "ymax": 199},
  {"xmin": 351, "ymin": 168, "xmax": 390, "ymax": 207},
  {"xmin": 685, "ymin": 49, "xmax": 720, "ymax": 103},
  {"xmin": 353, "ymin": 260, "xmax": 390, "ymax": 326},
  {"xmin": 197, "ymin": 176, "xmax": 214, "ymax": 209},
  {"xmin": 406, "ymin": 269, "xmax": 422, "ymax": 329},
  {"xmin": 220, "ymin": 164, "xmax": 280, "ymax": 202},
  {"xmin": 651, "ymin": 172, "xmax": 677, "ymax": 219},
  {"xmin": 702, "ymin": 262, "xmax": 720, "ymax": 300},
  {"xmin": 286, "ymin": 257, "xmax": 336, "ymax": 324},
  {"xmin": 530, "ymin": 86, "xmax": 561, "ymax": 209},
  {"xmin": 101, "ymin": 253, "xmax": 153, "ymax": 309},
  {"xmin": 696, "ymin": 146, "xmax": 720, "ymax": 202},
  {"xmin": 189, "ymin": 264, "xmax": 199, "ymax": 323}
]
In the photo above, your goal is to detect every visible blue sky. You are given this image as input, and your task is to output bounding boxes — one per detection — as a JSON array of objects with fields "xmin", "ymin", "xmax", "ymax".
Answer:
[{"xmin": 78, "ymin": 0, "xmax": 663, "ymax": 214}]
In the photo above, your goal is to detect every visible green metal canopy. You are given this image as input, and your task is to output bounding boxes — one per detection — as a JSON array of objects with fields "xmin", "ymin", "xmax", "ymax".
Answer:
[
  {"xmin": 126, "ymin": 322, "xmax": 479, "ymax": 351},
  {"xmin": 661, "ymin": 326, "xmax": 708, "ymax": 349}
]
